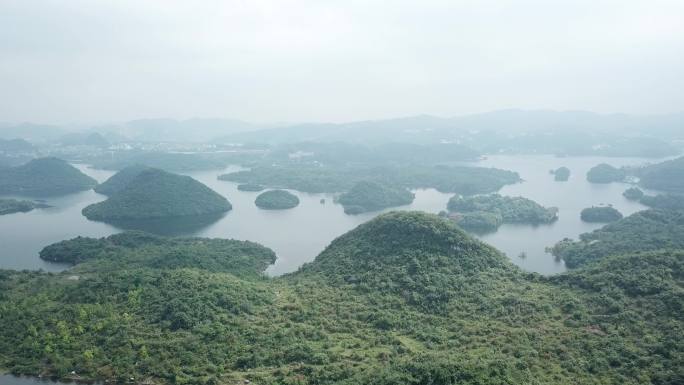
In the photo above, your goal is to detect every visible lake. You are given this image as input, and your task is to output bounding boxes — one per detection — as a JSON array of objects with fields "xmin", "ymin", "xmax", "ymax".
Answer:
[{"xmin": 0, "ymin": 155, "xmax": 665, "ymax": 277}]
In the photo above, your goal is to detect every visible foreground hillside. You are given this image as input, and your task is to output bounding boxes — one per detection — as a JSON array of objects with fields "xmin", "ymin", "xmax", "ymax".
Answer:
[{"xmin": 0, "ymin": 212, "xmax": 682, "ymax": 384}]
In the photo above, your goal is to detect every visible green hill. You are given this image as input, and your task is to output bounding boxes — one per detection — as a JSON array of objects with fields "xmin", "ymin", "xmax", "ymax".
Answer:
[
  {"xmin": 637, "ymin": 156, "xmax": 684, "ymax": 193},
  {"xmin": 337, "ymin": 181, "xmax": 415, "ymax": 214},
  {"xmin": 82, "ymin": 169, "xmax": 231, "ymax": 220},
  {"xmin": 1, "ymin": 212, "xmax": 683, "ymax": 384},
  {"xmin": 94, "ymin": 164, "xmax": 151, "ymax": 195},
  {"xmin": 299, "ymin": 211, "xmax": 511, "ymax": 296},
  {"xmin": 0, "ymin": 157, "xmax": 97, "ymax": 196},
  {"xmin": 254, "ymin": 189, "xmax": 299, "ymax": 209}
]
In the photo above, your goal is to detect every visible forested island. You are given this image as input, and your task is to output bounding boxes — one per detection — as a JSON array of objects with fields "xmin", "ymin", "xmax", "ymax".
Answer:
[
  {"xmin": 622, "ymin": 187, "xmax": 644, "ymax": 200},
  {"xmin": 0, "ymin": 212, "xmax": 682, "ymax": 384},
  {"xmin": 254, "ymin": 190, "xmax": 300, "ymax": 210},
  {"xmin": 447, "ymin": 194, "xmax": 558, "ymax": 232},
  {"xmin": 237, "ymin": 183, "xmax": 265, "ymax": 192},
  {"xmin": 580, "ymin": 206, "xmax": 623, "ymax": 222},
  {"xmin": 219, "ymin": 164, "xmax": 520, "ymax": 195},
  {"xmin": 337, "ymin": 181, "xmax": 415, "ymax": 214},
  {"xmin": 0, "ymin": 198, "xmax": 48, "ymax": 215},
  {"xmin": 586, "ymin": 163, "xmax": 625, "ymax": 183},
  {"xmin": 551, "ymin": 166, "xmax": 570, "ymax": 181},
  {"xmin": 550, "ymin": 209, "xmax": 684, "ymax": 268},
  {"xmin": 0, "ymin": 157, "xmax": 97, "ymax": 196},
  {"xmin": 82, "ymin": 168, "xmax": 231, "ymax": 220}
]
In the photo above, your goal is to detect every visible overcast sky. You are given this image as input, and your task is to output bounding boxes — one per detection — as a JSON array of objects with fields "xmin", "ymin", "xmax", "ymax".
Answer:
[{"xmin": 1, "ymin": 0, "xmax": 683, "ymax": 124}]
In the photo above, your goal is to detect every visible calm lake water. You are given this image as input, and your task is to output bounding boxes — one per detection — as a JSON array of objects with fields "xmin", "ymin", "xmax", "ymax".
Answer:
[{"xmin": 0, "ymin": 155, "xmax": 665, "ymax": 277}]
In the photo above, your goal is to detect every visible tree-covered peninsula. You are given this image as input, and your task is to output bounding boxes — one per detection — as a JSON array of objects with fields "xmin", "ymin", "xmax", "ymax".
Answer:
[
  {"xmin": 82, "ymin": 168, "xmax": 231, "ymax": 220},
  {"xmin": 337, "ymin": 181, "xmax": 415, "ymax": 214},
  {"xmin": 0, "ymin": 212, "xmax": 682, "ymax": 384},
  {"xmin": 254, "ymin": 189, "xmax": 300, "ymax": 210},
  {"xmin": 580, "ymin": 206, "xmax": 623, "ymax": 223},
  {"xmin": 447, "ymin": 193, "xmax": 558, "ymax": 232},
  {"xmin": 550, "ymin": 209, "xmax": 684, "ymax": 268},
  {"xmin": 0, "ymin": 198, "xmax": 48, "ymax": 215},
  {"xmin": 0, "ymin": 157, "xmax": 97, "ymax": 196}
]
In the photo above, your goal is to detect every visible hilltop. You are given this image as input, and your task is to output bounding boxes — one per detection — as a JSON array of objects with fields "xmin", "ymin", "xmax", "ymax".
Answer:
[
  {"xmin": 82, "ymin": 168, "xmax": 231, "ymax": 220},
  {"xmin": 94, "ymin": 164, "xmax": 151, "ymax": 196},
  {"xmin": 299, "ymin": 211, "xmax": 512, "ymax": 292},
  {"xmin": 0, "ymin": 157, "xmax": 97, "ymax": 196}
]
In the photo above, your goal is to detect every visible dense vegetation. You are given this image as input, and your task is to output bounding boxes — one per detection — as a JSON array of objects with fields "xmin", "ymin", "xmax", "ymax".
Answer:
[
  {"xmin": 0, "ymin": 198, "xmax": 47, "ymax": 215},
  {"xmin": 447, "ymin": 194, "xmax": 558, "ymax": 231},
  {"xmin": 586, "ymin": 163, "xmax": 625, "ymax": 183},
  {"xmin": 237, "ymin": 183, "xmax": 265, "ymax": 192},
  {"xmin": 94, "ymin": 164, "xmax": 151, "ymax": 196},
  {"xmin": 254, "ymin": 190, "xmax": 300, "ymax": 210},
  {"xmin": 639, "ymin": 194, "xmax": 684, "ymax": 210},
  {"xmin": 0, "ymin": 211, "xmax": 682, "ymax": 384},
  {"xmin": 550, "ymin": 209, "xmax": 684, "ymax": 268},
  {"xmin": 622, "ymin": 187, "xmax": 644, "ymax": 200},
  {"xmin": 0, "ymin": 157, "xmax": 97, "ymax": 196},
  {"xmin": 39, "ymin": 231, "xmax": 276, "ymax": 277},
  {"xmin": 83, "ymin": 169, "xmax": 231, "ymax": 220},
  {"xmin": 636, "ymin": 156, "xmax": 684, "ymax": 193},
  {"xmin": 220, "ymin": 164, "xmax": 520, "ymax": 195},
  {"xmin": 449, "ymin": 211, "xmax": 503, "ymax": 233},
  {"xmin": 337, "ymin": 181, "xmax": 414, "ymax": 214},
  {"xmin": 551, "ymin": 166, "xmax": 570, "ymax": 181},
  {"xmin": 580, "ymin": 206, "xmax": 623, "ymax": 223}
]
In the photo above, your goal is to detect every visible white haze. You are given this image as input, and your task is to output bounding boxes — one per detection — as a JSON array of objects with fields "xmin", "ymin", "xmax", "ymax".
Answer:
[{"xmin": 1, "ymin": 0, "xmax": 683, "ymax": 124}]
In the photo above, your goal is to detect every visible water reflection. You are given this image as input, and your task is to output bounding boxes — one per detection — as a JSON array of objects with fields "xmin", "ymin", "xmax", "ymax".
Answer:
[{"xmin": 92, "ymin": 212, "xmax": 228, "ymax": 236}]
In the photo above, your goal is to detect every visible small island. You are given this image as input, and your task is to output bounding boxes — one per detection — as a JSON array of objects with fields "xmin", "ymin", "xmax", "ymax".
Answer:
[
  {"xmin": 622, "ymin": 187, "xmax": 644, "ymax": 200},
  {"xmin": 83, "ymin": 168, "xmax": 232, "ymax": 221},
  {"xmin": 255, "ymin": 190, "xmax": 300, "ymax": 210},
  {"xmin": 551, "ymin": 166, "xmax": 570, "ymax": 181},
  {"xmin": 580, "ymin": 206, "xmax": 623, "ymax": 222},
  {"xmin": 0, "ymin": 157, "xmax": 97, "ymax": 196},
  {"xmin": 586, "ymin": 163, "xmax": 625, "ymax": 183},
  {"xmin": 337, "ymin": 181, "xmax": 415, "ymax": 214},
  {"xmin": 237, "ymin": 183, "xmax": 265, "ymax": 192},
  {"xmin": 447, "ymin": 193, "xmax": 558, "ymax": 232},
  {"xmin": 0, "ymin": 198, "xmax": 48, "ymax": 215}
]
